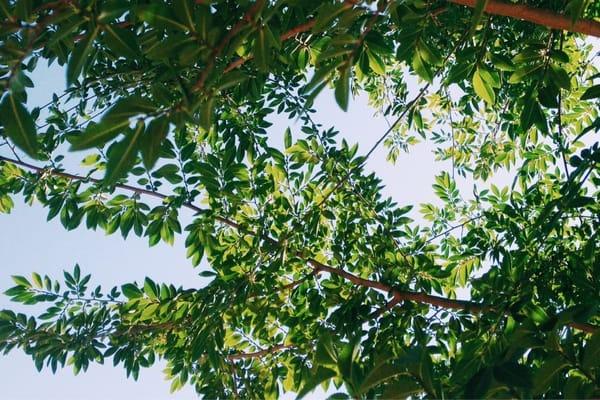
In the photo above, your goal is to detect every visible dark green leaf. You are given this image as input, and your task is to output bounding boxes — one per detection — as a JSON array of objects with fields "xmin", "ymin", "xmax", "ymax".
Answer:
[
  {"xmin": 581, "ymin": 84, "xmax": 600, "ymax": 100},
  {"xmin": 296, "ymin": 367, "xmax": 337, "ymax": 400},
  {"xmin": 103, "ymin": 25, "xmax": 139, "ymax": 58},
  {"xmin": 103, "ymin": 96, "xmax": 157, "ymax": 123},
  {"xmin": 70, "ymin": 119, "xmax": 130, "ymax": 150},
  {"xmin": 381, "ymin": 376, "xmax": 422, "ymax": 398},
  {"xmin": 532, "ymin": 355, "xmax": 568, "ymax": 395},
  {"xmin": 140, "ymin": 116, "xmax": 170, "ymax": 170},
  {"xmin": 582, "ymin": 330, "xmax": 600, "ymax": 370},
  {"xmin": 358, "ymin": 362, "xmax": 408, "ymax": 394},
  {"xmin": 335, "ymin": 66, "xmax": 350, "ymax": 111},
  {"xmin": 121, "ymin": 283, "xmax": 143, "ymax": 299},
  {"xmin": 104, "ymin": 120, "xmax": 145, "ymax": 184},
  {"xmin": 66, "ymin": 26, "xmax": 100, "ymax": 86},
  {"xmin": 0, "ymin": 93, "xmax": 38, "ymax": 158}
]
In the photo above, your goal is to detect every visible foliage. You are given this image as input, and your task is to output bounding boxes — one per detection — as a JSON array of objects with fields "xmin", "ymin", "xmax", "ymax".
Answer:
[{"xmin": 1, "ymin": 0, "xmax": 600, "ymax": 398}]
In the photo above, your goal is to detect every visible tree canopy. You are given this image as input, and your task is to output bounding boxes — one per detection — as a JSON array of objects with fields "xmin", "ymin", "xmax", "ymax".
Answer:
[{"xmin": 1, "ymin": 0, "xmax": 600, "ymax": 398}]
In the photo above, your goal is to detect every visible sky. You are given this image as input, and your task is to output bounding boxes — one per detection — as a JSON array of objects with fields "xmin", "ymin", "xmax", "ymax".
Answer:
[{"xmin": 0, "ymin": 60, "xmax": 482, "ymax": 399}]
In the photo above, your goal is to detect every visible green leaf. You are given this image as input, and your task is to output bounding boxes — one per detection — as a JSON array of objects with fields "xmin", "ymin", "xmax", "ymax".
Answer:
[
  {"xmin": 549, "ymin": 65, "xmax": 571, "ymax": 90},
  {"xmin": 173, "ymin": 0, "xmax": 195, "ymax": 31},
  {"xmin": 48, "ymin": 18, "xmax": 84, "ymax": 47},
  {"xmin": 143, "ymin": 277, "xmax": 158, "ymax": 299},
  {"xmin": 334, "ymin": 66, "xmax": 350, "ymax": 111},
  {"xmin": 136, "ymin": 4, "xmax": 189, "ymax": 32},
  {"xmin": 337, "ymin": 339, "xmax": 360, "ymax": 392},
  {"xmin": 490, "ymin": 53, "xmax": 515, "ymax": 71},
  {"xmin": 216, "ymin": 71, "xmax": 248, "ymax": 91},
  {"xmin": 581, "ymin": 84, "xmax": 600, "ymax": 100},
  {"xmin": 312, "ymin": 3, "xmax": 347, "ymax": 33},
  {"xmin": 103, "ymin": 25, "xmax": 139, "ymax": 58},
  {"xmin": 582, "ymin": 330, "xmax": 600, "ymax": 370},
  {"xmin": 417, "ymin": 41, "xmax": 442, "ymax": 66},
  {"xmin": 284, "ymin": 127, "xmax": 292, "ymax": 148},
  {"xmin": 0, "ymin": 93, "xmax": 39, "ymax": 158},
  {"xmin": 140, "ymin": 116, "xmax": 170, "ymax": 170},
  {"xmin": 509, "ymin": 63, "xmax": 543, "ymax": 84},
  {"xmin": 11, "ymin": 275, "xmax": 31, "ymax": 287},
  {"xmin": 141, "ymin": 303, "xmax": 159, "ymax": 320},
  {"xmin": 520, "ymin": 96, "xmax": 539, "ymax": 132},
  {"xmin": 532, "ymin": 355, "xmax": 568, "ymax": 395},
  {"xmin": 104, "ymin": 120, "xmax": 145, "ymax": 184},
  {"xmin": 526, "ymin": 304, "xmax": 550, "ymax": 325},
  {"xmin": 493, "ymin": 362, "xmax": 532, "ymax": 389},
  {"xmin": 315, "ymin": 333, "xmax": 337, "ymax": 366},
  {"xmin": 358, "ymin": 362, "xmax": 408, "ymax": 394},
  {"xmin": 296, "ymin": 367, "xmax": 337, "ymax": 399},
  {"xmin": 0, "ymin": 0, "xmax": 11, "ymax": 19},
  {"xmin": 31, "ymin": 272, "xmax": 43, "ymax": 288},
  {"xmin": 66, "ymin": 26, "xmax": 100, "ymax": 86},
  {"xmin": 464, "ymin": 368, "xmax": 494, "ymax": 398},
  {"xmin": 538, "ymin": 84, "xmax": 559, "ymax": 108},
  {"xmin": 70, "ymin": 119, "xmax": 130, "ymax": 150},
  {"xmin": 103, "ymin": 96, "xmax": 157, "ymax": 123},
  {"xmin": 473, "ymin": 68, "xmax": 495, "ymax": 104},
  {"xmin": 199, "ymin": 97, "xmax": 215, "ymax": 131},
  {"xmin": 121, "ymin": 283, "xmax": 143, "ymax": 299},
  {"xmin": 381, "ymin": 376, "xmax": 422, "ymax": 398},
  {"xmin": 254, "ymin": 26, "xmax": 269, "ymax": 72},
  {"xmin": 366, "ymin": 48, "xmax": 385, "ymax": 75},
  {"xmin": 412, "ymin": 51, "xmax": 433, "ymax": 83}
]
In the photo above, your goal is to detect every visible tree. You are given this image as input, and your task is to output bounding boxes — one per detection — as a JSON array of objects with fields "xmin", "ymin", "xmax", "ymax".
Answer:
[{"xmin": 0, "ymin": 0, "xmax": 599, "ymax": 397}]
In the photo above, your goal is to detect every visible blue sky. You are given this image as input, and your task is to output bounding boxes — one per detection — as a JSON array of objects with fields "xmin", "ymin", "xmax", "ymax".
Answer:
[{"xmin": 0, "ymin": 61, "xmax": 453, "ymax": 399}]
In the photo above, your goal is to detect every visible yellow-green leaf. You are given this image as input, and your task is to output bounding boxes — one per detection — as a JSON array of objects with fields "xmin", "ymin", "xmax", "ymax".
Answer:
[
  {"xmin": 473, "ymin": 68, "xmax": 495, "ymax": 104},
  {"xmin": 366, "ymin": 48, "xmax": 385, "ymax": 75}
]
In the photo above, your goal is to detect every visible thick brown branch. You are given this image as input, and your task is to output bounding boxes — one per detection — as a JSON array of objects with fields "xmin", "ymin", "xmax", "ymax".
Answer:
[
  {"xmin": 1, "ymin": 155, "xmax": 597, "ymax": 334},
  {"xmin": 449, "ymin": 0, "xmax": 600, "ymax": 37},
  {"xmin": 221, "ymin": 0, "xmax": 600, "ymax": 75},
  {"xmin": 309, "ymin": 259, "xmax": 596, "ymax": 333}
]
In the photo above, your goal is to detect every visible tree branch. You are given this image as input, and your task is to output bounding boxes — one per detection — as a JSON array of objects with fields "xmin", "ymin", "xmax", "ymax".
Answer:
[
  {"xmin": 1, "ymin": 155, "xmax": 597, "ymax": 334},
  {"xmin": 449, "ymin": 0, "xmax": 600, "ymax": 38}
]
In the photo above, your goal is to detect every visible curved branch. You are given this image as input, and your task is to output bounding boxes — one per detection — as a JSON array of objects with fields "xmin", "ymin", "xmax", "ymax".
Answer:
[
  {"xmin": 449, "ymin": 0, "xmax": 600, "ymax": 38},
  {"xmin": 1, "ymin": 155, "xmax": 597, "ymax": 334}
]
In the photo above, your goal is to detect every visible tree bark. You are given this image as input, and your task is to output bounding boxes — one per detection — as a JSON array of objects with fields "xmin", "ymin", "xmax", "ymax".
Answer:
[{"xmin": 450, "ymin": 0, "xmax": 600, "ymax": 37}]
